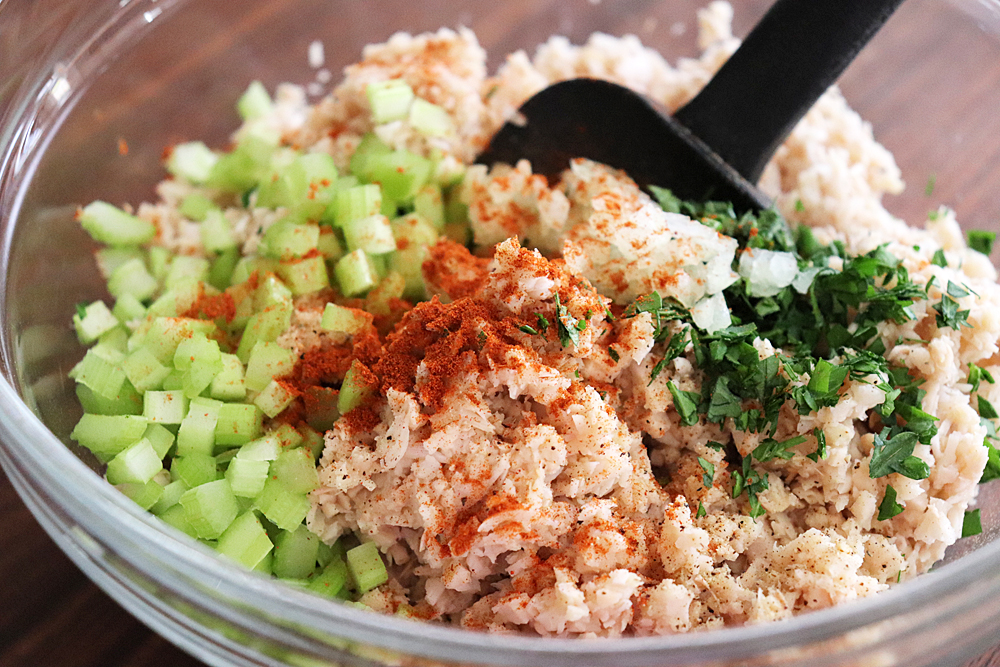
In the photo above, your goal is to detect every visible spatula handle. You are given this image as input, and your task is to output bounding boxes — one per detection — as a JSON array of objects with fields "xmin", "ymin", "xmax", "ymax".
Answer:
[{"xmin": 674, "ymin": 0, "xmax": 904, "ymax": 183}]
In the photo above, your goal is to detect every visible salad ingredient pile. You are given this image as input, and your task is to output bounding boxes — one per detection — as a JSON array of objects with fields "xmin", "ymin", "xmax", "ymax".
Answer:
[{"xmin": 68, "ymin": 2, "xmax": 1000, "ymax": 636}]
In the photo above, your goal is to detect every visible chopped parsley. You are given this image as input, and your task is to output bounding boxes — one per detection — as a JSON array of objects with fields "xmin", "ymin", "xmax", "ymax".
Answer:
[
  {"xmin": 877, "ymin": 485, "xmax": 904, "ymax": 521},
  {"xmin": 981, "ymin": 441, "xmax": 1000, "ymax": 484},
  {"xmin": 608, "ymin": 347, "xmax": 620, "ymax": 363},
  {"xmin": 978, "ymin": 395, "xmax": 999, "ymax": 420},
  {"xmin": 794, "ymin": 199, "xmax": 805, "ymax": 212},
  {"xmin": 962, "ymin": 508, "xmax": 983, "ymax": 538},
  {"xmin": 968, "ymin": 230, "xmax": 996, "ymax": 255},
  {"xmin": 667, "ymin": 381, "xmax": 700, "ymax": 426},
  {"xmin": 696, "ymin": 501, "xmax": 707, "ymax": 518},
  {"xmin": 931, "ymin": 248, "xmax": 947, "ymax": 267},
  {"xmin": 697, "ymin": 457, "xmax": 715, "ymax": 489},
  {"xmin": 869, "ymin": 429, "xmax": 929, "ymax": 480},
  {"xmin": 968, "ymin": 363, "xmax": 995, "ymax": 392},
  {"xmin": 554, "ymin": 293, "xmax": 581, "ymax": 348},
  {"xmin": 534, "ymin": 312, "xmax": 549, "ymax": 333},
  {"xmin": 752, "ymin": 435, "xmax": 807, "ymax": 462},
  {"xmin": 807, "ymin": 428, "xmax": 827, "ymax": 461},
  {"xmin": 519, "ymin": 324, "xmax": 538, "ymax": 335}
]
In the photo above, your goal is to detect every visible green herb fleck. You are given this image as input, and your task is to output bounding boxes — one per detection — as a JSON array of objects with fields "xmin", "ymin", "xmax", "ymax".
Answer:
[
  {"xmin": 969, "ymin": 230, "xmax": 996, "ymax": 255},
  {"xmin": 982, "ymin": 441, "xmax": 1000, "ymax": 483},
  {"xmin": 925, "ymin": 174, "xmax": 936, "ymax": 196},
  {"xmin": 667, "ymin": 381, "xmax": 700, "ymax": 426},
  {"xmin": 931, "ymin": 249, "xmax": 947, "ymax": 267},
  {"xmin": 696, "ymin": 501, "xmax": 707, "ymax": 518},
  {"xmin": 697, "ymin": 457, "xmax": 715, "ymax": 489},
  {"xmin": 608, "ymin": 347, "xmax": 620, "ymax": 363},
  {"xmin": 963, "ymin": 508, "xmax": 983, "ymax": 538},
  {"xmin": 794, "ymin": 199, "xmax": 805, "ymax": 212},
  {"xmin": 869, "ymin": 429, "xmax": 930, "ymax": 480},
  {"xmin": 878, "ymin": 485, "xmax": 904, "ymax": 521},
  {"xmin": 753, "ymin": 435, "xmax": 807, "ymax": 462},
  {"xmin": 648, "ymin": 357, "xmax": 669, "ymax": 385},
  {"xmin": 535, "ymin": 313, "xmax": 549, "ymax": 333},
  {"xmin": 519, "ymin": 324, "xmax": 538, "ymax": 335},
  {"xmin": 75, "ymin": 302, "xmax": 88, "ymax": 319},
  {"xmin": 978, "ymin": 395, "xmax": 999, "ymax": 420},
  {"xmin": 554, "ymin": 293, "xmax": 581, "ymax": 348}
]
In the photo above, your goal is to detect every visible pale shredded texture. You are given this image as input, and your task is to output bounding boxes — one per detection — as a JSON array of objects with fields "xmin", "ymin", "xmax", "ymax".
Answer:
[{"xmin": 143, "ymin": 3, "xmax": 996, "ymax": 636}]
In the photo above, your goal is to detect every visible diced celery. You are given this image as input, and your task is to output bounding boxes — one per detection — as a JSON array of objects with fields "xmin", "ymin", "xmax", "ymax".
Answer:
[
  {"xmin": 201, "ymin": 209, "xmax": 237, "ymax": 254},
  {"xmin": 108, "ymin": 257, "xmax": 158, "ymax": 302},
  {"xmin": 273, "ymin": 525, "xmax": 321, "ymax": 579},
  {"xmin": 161, "ymin": 370, "xmax": 184, "ymax": 391},
  {"xmin": 253, "ymin": 272, "xmax": 294, "ymax": 311},
  {"xmin": 237, "ymin": 434, "xmax": 281, "ymax": 461},
  {"xmin": 408, "ymin": 98, "xmax": 452, "ymax": 136},
  {"xmin": 210, "ymin": 353, "xmax": 247, "ymax": 401},
  {"xmin": 123, "ymin": 346, "xmax": 171, "ymax": 393},
  {"xmin": 338, "ymin": 360, "xmax": 378, "ymax": 415},
  {"xmin": 150, "ymin": 479, "xmax": 189, "ymax": 515},
  {"xmin": 271, "ymin": 449, "xmax": 319, "ymax": 494},
  {"xmin": 159, "ymin": 504, "xmax": 199, "ymax": 537},
  {"xmin": 412, "ymin": 185, "xmax": 446, "ymax": 230},
  {"xmin": 364, "ymin": 271, "xmax": 405, "ymax": 317},
  {"xmin": 366, "ymin": 79, "xmax": 414, "ymax": 123},
  {"xmin": 106, "ymin": 439, "xmax": 164, "ymax": 485},
  {"xmin": 355, "ymin": 150, "xmax": 432, "ymax": 203},
  {"xmin": 260, "ymin": 220, "xmax": 320, "ymax": 260},
  {"xmin": 208, "ymin": 247, "xmax": 240, "ymax": 291},
  {"xmin": 179, "ymin": 479, "xmax": 240, "ymax": 540},
  {"xmin": 236, "ymin": 304, "xmax": 293, "ymax": 362},
  {"xmin": 73, "ymin": 301, "xmax": 120, "ymax": 344},
  {"xmin": 346, "ymin": 542, "xmax": 388, "ymax": 593},
  {"xmin": 206, "ymin": 135, "xmax": 274, "ymax": 193},
  {"xmin": 317, "ymin": 227, "xmax": 344, "ymax": 261},
  {"xmin": 143, "ymin": 422, "xmax": 176, "ymax": 459},
  {"xmin": 180, "ymin": 193, "xmax": 216, "ymax": 221},
  {"xmin": 308, "ymin": 558, "xmax": 349, "ymax": 598},
  {"xmin": 117, "ymin": 479, "xmax": 165, "ymax": 510},
  {"xmin": 70, "ymin": 413, "xmax": 148, "ymax": 462},
  {"xmin": 167, "ymin": 142, "xmax": 219, "ymax": 184},
  {"xmin": 148, "ymin": 246, "xmax": 173, "ymax": 282},
  {"xmin": 70, "ymin": 347, "xmax": 127, "ymax": 400},
  {"xmin": 225, "ymin": 457, "xmax": 270, "ymax": 497},
  {"xmin": 96, "ymin": 246, "xmax": 145, "ymax": 277},
  {"xmin": 113, "ymin": 293, "xmax": 147, "ymax": 323},
  {"xmin": 76, "ymin": 382, "xmax": 143, "ymax": 416},
  {"xmin": 271, "ymin": 422, "xmax": 304, "ymax": 451},
  {"xmin": 258, "ymin": 154, "xmax": 339, "ymax": 221},
  {"xmin": 321, "ymin": 303, "xmax": 369, "ymax": 334},
  {"xmin": 317, "ymin": 538, "xmax": 347, "ymax": 568},
  {"xmin": 78, "ymin": 201, "xmax": 156, "ymax": 246},
  {"xmin": 172, "ymin": 453, "xmax": 220, "ymax": 488},
  {"xmin": 97, "ymin": 325, "xmax": 130, "ymax": 353},
  {"xmin": 342, "ymin": 214, "xmax": 396, "ymax": 255},
  {"xmin": 304, "ymin": 386, "xmax": 339, "ymax": 434},
  {"xmin": 215, "ymin": 403, "xmax": 264, "ymax": 446},
  {"xmin": 388, "ymin": 245, "xmax": 428, "ymax": 301},
  {"xmin": 144, "ymin": 318, "xmax": 218, "ymax": 364},
  {"xmin": 255, "ymin": 477, "xmax": 311, "ymax": 532},
  {"xmin": 254, "ymin": 379, "xmax": 297, "ymax": 418},
  {"xmin": 144, "ymin": 389, "xmax": 189, "ymax": 425},
  {"xmin": 253, "ymin": 551, "xmax": 273, "ymax": 575},
  {"xmin": 174, "ymin": 334, "xmax": 223, "ymax": 398},
  {"xmin": 333, "ymin": 249, "xmax": 378, "ymax": 297},
  {"xmin": 176, "ymin": 398, "xmax": 223, "ymax": 456},
  {"xmin": 245, "ymin": 341, "xmax": 296, "ymax": 392},
  {"xmin": 144, "ymin": 279, "xmax": 201, "ymax": 319},
  {"xmin": 332, "ymin": 184, "xmax": 382, "ymax": 229},
  {"xmin": 217, "ymin": 510, "xmax": 274, "ymax": 569},
  {"xmin": 298, "ymin": 423, "xmax": 326, "ymax": 461},
  {"xmin": 238, "ymin": 81, "xmax": 273, "ymax": 121},
  {"xmin": 165, "ymin": 255, "xmax": 210, "ymax": 290},
  {"xmin": 276, "ymin": 254, "xmax": 329, "ymax": 296},
  {"xmin": 368, "ymin": 252, "xmax": 388, "ymax": 280}
]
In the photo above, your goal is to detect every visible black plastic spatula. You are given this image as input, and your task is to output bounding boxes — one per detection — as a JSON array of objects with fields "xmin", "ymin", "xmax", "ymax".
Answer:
[{"xmin": 477, "ymin": 0, "xmax": 904, "ymax": 213}]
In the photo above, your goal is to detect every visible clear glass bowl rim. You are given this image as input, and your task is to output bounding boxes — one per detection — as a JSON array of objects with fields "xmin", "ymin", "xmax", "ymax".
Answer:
[{"xmin": 2, "ymin": 0, "xmax": 1000, "ymax": 664}]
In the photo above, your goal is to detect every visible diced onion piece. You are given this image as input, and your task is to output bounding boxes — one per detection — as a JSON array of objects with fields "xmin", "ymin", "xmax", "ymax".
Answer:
[
  {"xmin": 691, "ymin": 292, "xmax": 732, "ymax": 333},
  {"xmin": 738, "ymin": 249, "xmax": 799, "ymax": 298}
]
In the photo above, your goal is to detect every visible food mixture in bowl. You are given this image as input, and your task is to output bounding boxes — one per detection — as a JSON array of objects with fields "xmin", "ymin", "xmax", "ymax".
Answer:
[{"xmin": 67, "ymin": 2, "xmax": 1000, "ymax": 637}]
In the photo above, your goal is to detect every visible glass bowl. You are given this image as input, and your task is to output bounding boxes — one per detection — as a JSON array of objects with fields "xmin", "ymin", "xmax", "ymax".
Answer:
[{"xmin": 2, "ymin": 0, "xmax": 1000, "ymax": 665}]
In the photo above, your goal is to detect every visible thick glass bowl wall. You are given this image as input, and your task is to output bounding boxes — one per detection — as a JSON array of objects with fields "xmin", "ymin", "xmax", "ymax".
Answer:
[{"xmin": 2, "ymin": 0, "xmax": 1000, "ymax": 665}]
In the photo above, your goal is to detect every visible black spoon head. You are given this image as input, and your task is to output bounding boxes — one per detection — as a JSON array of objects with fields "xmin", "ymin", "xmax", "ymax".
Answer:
[{"xmin": 476, "ymin": 78, "xmax": 770, "ymax": 213}]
